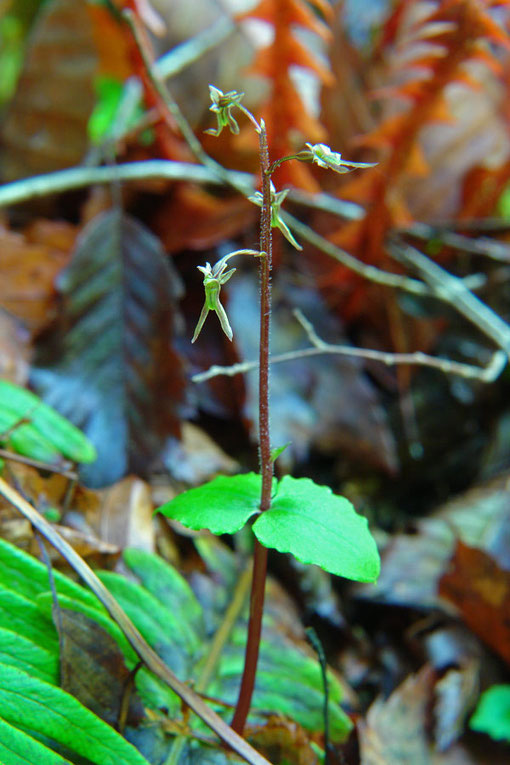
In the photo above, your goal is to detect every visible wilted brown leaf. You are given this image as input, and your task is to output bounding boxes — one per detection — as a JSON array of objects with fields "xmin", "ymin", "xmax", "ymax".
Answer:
[
  {"xmin": 1, "ymin": 0, "xmax": 97, "ymax": 180},
  {"xmin": 358, "ymin": 666, "xmax": 434, "ymax": 765},
  {"xmin": 248, "ymin": 716, "xmax": 319, "ymax": 765},
  {"xmin": 439, "ymin": 540, "xmax": 510, "ymax": 666},
  {"xmin": 55, "ymin": 608, "xmax": 144, "ymax": 727},
  {"xmin": 0, "ymin": 221, "xmax": 74, "ymax": 332},
  {"xmin": 153, "ymin": 185, "xmax": 256, "ymax": 253},
  {"xmin": 359, "ymin": 474, "xmax": 510, "ymax": 609},
  {"xmin": 32, "ymin": 209, "xmax": 185, "ymax": 487},
  {"xmin": 97, "ymin": 476, "xmax": 155, "ymax": 553}
]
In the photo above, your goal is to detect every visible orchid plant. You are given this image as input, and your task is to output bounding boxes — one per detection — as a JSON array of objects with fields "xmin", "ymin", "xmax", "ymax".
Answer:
[{"xmin": 157, "ymin": 85, "xmax": 380, "ymax": 737}]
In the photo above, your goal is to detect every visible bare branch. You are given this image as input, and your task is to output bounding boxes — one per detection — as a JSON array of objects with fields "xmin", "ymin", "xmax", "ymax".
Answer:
[
  {"xmin": 0, "ymin": 161, "xmax": 252, "ymax": 208},
  {"xmin": 388, "ymin": 238, "xmax": 510, "ymax": 356},
  {"xmin": 192, "ymin": 309, "xmax": 507, "ymax": 384},
  {"xmin": 398, "ymin": 221, "xmax": 510, "ymax": 262}
]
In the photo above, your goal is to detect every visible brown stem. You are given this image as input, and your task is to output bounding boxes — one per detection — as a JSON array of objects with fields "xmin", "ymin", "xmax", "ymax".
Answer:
[{"xmin": 231, "ymin": 122, "xmax": 273, "ymax": 735}]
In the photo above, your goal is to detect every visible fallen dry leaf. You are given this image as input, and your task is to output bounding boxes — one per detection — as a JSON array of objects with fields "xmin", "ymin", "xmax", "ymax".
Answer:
[
  {"xmin": 359, "ymin": 473, "xmax": 510, "ymax": 609},
  {"xmin": 0, "ymin": 221, "xmax": 74, "ymax": 332},
  {"xmin": 358, "ymin": 665, "xmax": 434, "ymax": 765},
  {"xmin": 56, "ymin": 608, "xmax": 144, "ymax": 727},
  {"xmin": 98, "ymin": 476, "xmax": 155, "ymax": 553},
  {"xmin": 247, "ymin": 716, "xmax": 318, "ymax": 765},
  {"xmin": 1, "ymin": 0, "xmax": 97, "ymax": 180},
  {"xmin": 434, "ymin": 662, "xmax": 479, "ymax": 751},
  {"xmin": 162, "ymin": 422, "xmax": 239, "ymax": 487},
  {"xmin": 0, "ymin": 310, "xmax": 31, "ymax": 384},
  {"xmin": 439, "ymin": 540, "xmax": 510, "ymax": 666}
]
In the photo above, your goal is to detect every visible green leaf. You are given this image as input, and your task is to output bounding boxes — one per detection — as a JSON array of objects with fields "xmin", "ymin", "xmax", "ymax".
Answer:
[
  {"xmin": 0, "ymin": 716, "xmax": 72, "ymax": 765},
  {"xmin": 97, "ymin": 571, "xmax": 199, "ymax": 674},
  {"xmin": 0, "ymin": 663, "xmax": 151, "ymax": 765},
  {"xmin": 0, "ymin": 627, "xmax": 57, "ymax": 684},
  {"xmin": 0, "ymin": 536, "xmax": 353, "ymax": 760},
  {"xmin": 0, "ymin": 407, "xmax": 61, "ymax": 464},
  {"xmin": 253, "ymin": 476, "xmax": 380, "ymax": 582},
  {"xmin": 124, "ymin": 548, "xmax": 204, "ymax": 632},
  {"xmin": 0, "ymin": 380, "xmax": 96, "ymax": 464},
  {"xmin": 212, "ymin": 631, "xmax": 350, "ymax": 740},
  {"xmin": 0, "ymin": 537, "xmax": 101, "ymax": 609},
  {"xmin": 470, "ymin": 684, "xmax": 510, "ymax": 742},
  {"xmin": 157, "ymin": 472, "xmax": 269, "ymax": 535},
  {"xmin": 31, "ymin": 208, "xmax": 184, "ymax": 487},
  {"xmin": 0, "ymin": 589, "xmax": 57, "ymax": 651}
]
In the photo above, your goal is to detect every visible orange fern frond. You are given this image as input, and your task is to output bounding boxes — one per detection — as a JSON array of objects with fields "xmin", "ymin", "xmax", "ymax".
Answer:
[
  {"xmin": 239, "ymin": 0, "xmax": 334, "ymax": 190},
  {"xmin": 336, "ymin": 0, "xmax": 510, "ymax": 268}
]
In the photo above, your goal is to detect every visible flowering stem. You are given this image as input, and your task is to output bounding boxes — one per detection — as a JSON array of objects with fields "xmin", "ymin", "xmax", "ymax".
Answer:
[{"xmin": 231, "ymin": 121, "xmax": 273, "ymax": 736}]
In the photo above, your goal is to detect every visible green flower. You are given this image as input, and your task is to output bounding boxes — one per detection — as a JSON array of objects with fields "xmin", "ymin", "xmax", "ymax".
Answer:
[
  {"xmin": 205, "ymin": 85, "xmax": 244, "ymax": 137},
  {"xmin": 300, "ymin": 143, "xmax": 377, "ymax": 174},
  {"xmin": 249, "ymin": 182, "xmax": 302, "ymax": 251},
  {"xmin": 192, "ymin": 258, "xmax": 236, "ymax": 343}
]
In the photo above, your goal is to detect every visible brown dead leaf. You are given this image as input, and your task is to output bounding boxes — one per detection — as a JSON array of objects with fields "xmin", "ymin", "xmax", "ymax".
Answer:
[
  {"xmin": 247, "ymin": 716, "xmax": 319, "ymax": 765},
  {"xmin": 359, "ymin": 473, "xmax": 510, "ymax": 609},
  {"xmin": 87, "ymin": 2, "xmax": 132, "ymax": 80},
  {"xmin": 1, "ymin": 0, "xmax": 97, "ymax": 181},
  {"xmin": 55, "ymin": 608, "xmax": 144, "ymax": 727},
  {"xmin": 0, "ymin": 221, "xmax": 74, "ymax": 332},
  {"xmin": 439, "ymin": 540, "xmax": 510, "ymax": 666},
  {"xmin": 358, "ymin": 665, "xmax": 435, "ymax": 765},
  {"xmin": 0, "ymin": 464, "xmax": 110, "ymax": 565},
  {"xmin": 34, "ymin": 523, "xmax": 119, "ymax": 569},
  {"xmin": 162, "ymin": 422, "xmax": 239, "ymax": 487},
  {"xmin": 434, "ymin": 662, "xmax": 479, "ymax": 751},
  {"xmin": 0, "ymin": 310, "xmax": 30, "ymax": 384},
  {"xmin": 153, "ymin": 185, "xmax": 256, "ymax": 253},
  {"xmin": 97, "ymin": 476, "xmax": 155, "ymax": 553}
]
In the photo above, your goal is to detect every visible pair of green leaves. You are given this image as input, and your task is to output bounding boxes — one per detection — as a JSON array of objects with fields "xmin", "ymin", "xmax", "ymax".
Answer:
[{"xmin": 157, "ymin": 473, "xmax": 380, "ymax": 583}]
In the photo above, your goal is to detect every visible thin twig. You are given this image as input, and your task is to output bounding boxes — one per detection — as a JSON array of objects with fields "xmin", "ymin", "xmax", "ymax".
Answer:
[
  {"xmin": 191, "ymin": 308, "xmax": 507, "ymax": 384},
  {"xmin": 0, "ymin": 449, "xmax": 78, "ymax": 480},
  {"xmin": 155, "ymin": 17, "xmax": 236, "ymax": 80},
  {"xmin": 286, "ymin": 188, "xmax": 365, "ymax": 221},
  {"xmin": 0, "ymin": 161, "xmax": 252, "ymax": 208},
  {"xmin": 0, "ymin": 477, "xmax": 270, "ymax": 765},
  {"xmin": 399, "ymin": 221, "xmax": 510, "ymax": 262},
  {"xmin": 388, "ymin": 238, "xmax": 510, "ymax": 355},
  {"xmin": 283, "ymin": 212, "xmax": 432, "ymax": 296}
]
